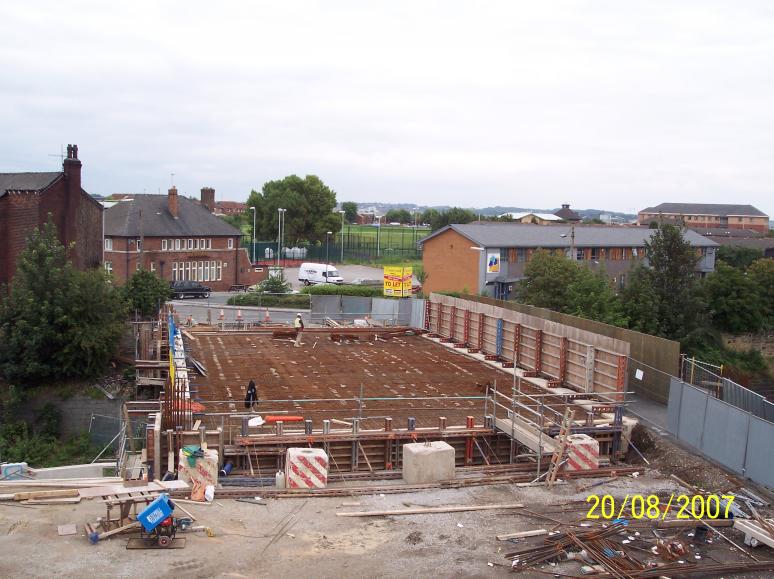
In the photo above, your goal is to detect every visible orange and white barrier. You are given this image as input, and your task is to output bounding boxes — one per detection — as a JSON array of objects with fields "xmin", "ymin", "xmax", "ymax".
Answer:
[{"xmin": 285, "ymin": 448, "xmax": 328, "ymax": 489}]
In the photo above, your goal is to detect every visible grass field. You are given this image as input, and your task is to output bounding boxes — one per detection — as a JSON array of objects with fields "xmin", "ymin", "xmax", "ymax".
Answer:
[{"xmin": 341, "ymin": 224, "xmax": 430, "ymax": 249}]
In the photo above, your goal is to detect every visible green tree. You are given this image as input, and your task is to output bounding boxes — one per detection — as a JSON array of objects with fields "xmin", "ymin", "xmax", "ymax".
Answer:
[
  {"xmin": 341, "ymin": 201, "xmax": 358, "ymax": 223},
  {"xmin": 620, "ymin": 265, "xmax": 661, "ymax": 335},
  {"xmin": 518, "ymin": 251, "xmax": 626, "ymax": 326},
  {"xmin": 748, "ymin": 259, "xmax": 774, "ymax": 330},
  {"xmin": 641, "ymin": 225, "xmax": 698, "ymax": 340},
  {"xmin": 716, "ymin": 245, "xmax": 763, "ymax": 269},
  {"xmin": 421, "ymin": 208, "xmax": 440, "ymax": 226},
  {"xmin": 566, "ymin": 267, "xmax": 628, "ymax": 327},
  {"xmin": 248, "ymin": 175, "xmax": 341, "ymax": 244},
  {"xmin": 123, "ymin": 269, "xmax": 172, "ymax": 317},
  {"xmin": 385, "ymin": 208, "xmax": 412, "ymax": 223},
  {"xmin": 428, "ymin": 207, "xmax": 477, "ymax": 230},
  {"xmin": 0, "ymin": 221, "xmax": 127, "ymax": 384},
  {"xmin": 701, "ymin": 262, "xmax": 763, "ymax": 333},
  {"xmin": 518, "ymin": 250, "xmax": 578, "ymax": 311}
]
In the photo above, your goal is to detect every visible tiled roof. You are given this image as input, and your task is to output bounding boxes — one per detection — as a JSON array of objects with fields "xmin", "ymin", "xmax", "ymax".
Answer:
[
  {"xmin": 0, "ymin": 172, "xmax": 62, "ymax": 196},
  {"xmin": 105, "ymin": 194, "xmax": 243, "ymax": 237},
  {"xmin": 639, "ymin": 203, "xmax": 767, "ymax": 217},
  {"xmin": 419, "ymin": 223, "xmax": 717, "ymax": 248}
]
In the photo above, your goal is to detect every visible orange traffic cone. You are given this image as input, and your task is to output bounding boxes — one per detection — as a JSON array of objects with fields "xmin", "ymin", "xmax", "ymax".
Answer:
[
  {"xmin": 264, "ymin": 308, "xmax": 271, "ymax": 323},
  {"xmin": 219, "ymin": 309, "xmax": 224, "ymax": 321},
  {"xmin": 236, "ymin": 309, "xmax": 243, "ymax": 321}
]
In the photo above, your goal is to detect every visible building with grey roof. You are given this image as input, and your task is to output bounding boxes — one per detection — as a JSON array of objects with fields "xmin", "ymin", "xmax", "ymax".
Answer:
[
  {"xmin": 419, "ymin": 223, "xmax": 717, "ymax": 299},
  {"xmin": 638, "ymin": 203, "xmax": 769, "ymax": 234},
  {"xmin": 0, "ymin": 145, "xmax": 103, "ymax": 284},
  {"xmin": 103, "ymin": 188, "xmax": 264, "ymax": 290}
]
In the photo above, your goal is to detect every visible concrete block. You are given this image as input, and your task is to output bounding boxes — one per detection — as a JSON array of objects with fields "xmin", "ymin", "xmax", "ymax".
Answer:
[
  {"xmin": 402, "ymin": 441, "xmax": 455, "ymax": 484},
  {"xmin": 286, "ymin": 448, "xmax": 328, "ymax": 489},
  {"xmin": 565, "ymin": 434, "xmax": 599, "ymax": 471}
]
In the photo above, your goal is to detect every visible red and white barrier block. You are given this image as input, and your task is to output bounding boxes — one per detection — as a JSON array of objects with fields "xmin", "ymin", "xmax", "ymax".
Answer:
[
  {"xmin": 285, "ymin": 448, "xmax": 329, "ymax": 489},
  {"xmin": 565, "ymin": 434, "xmax": 599, "ymax": 471}
]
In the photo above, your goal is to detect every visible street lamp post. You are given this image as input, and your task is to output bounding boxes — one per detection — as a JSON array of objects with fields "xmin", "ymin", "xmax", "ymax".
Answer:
[
  {"xmin": 560, "ymin": 225, "xmax": 576, "ymax": 260},
  {"xmin": 276, "ymin": 207, "xmax": 282, "ymax": 267},
  {"xmin": 326, "ymin": 231, "xmax": 332, "ymax": 267},
  {"xmin": 250, "ymin": 206, "xmax": 256, "ymax": 263},
  {"xmin": 338, "ymin": 210, "xmax": 345, "ymax": 263}
]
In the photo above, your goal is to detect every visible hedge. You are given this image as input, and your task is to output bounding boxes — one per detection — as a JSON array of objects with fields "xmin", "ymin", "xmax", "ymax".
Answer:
[
  {"xmin": 226, "ymin": 294, "xmax": 311, "ymax": 309},
  {"xmin": 300, "ymin": 284, "xmax": 384, "ymax": 297}
]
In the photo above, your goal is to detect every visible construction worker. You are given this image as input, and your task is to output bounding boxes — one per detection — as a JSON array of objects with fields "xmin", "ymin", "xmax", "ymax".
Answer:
[
  {"xmin": 245, "ymin": 379, "xmax": 258, "ymax": 410},
  {"xmin": 294, "ymin": 313, "xmax": 304, "ymax": 347}
]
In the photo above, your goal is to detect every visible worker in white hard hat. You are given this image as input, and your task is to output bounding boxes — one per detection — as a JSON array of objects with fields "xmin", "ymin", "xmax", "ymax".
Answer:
[{"xmin": 293, "ymin": 313, "xmax": 304, "ymax": 347}]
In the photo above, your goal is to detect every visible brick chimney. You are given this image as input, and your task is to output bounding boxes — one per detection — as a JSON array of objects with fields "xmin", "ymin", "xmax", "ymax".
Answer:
[
  {"xmin": 168, "ymin": 186, "xmax": 179, "ymax": 218},
  {"xmin": 201, "ymin": 187, "xmax": 215, "ymax": 212},
  {"xmin": 63, "ymin": 144, "xmax": 82, "ymax": 247}
]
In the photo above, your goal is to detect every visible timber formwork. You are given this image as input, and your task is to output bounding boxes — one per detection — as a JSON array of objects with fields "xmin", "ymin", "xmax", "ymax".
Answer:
[
  {"xmin": 426, "ymin": 295, "xmax": 629, "ymax": 399},
  {"xmin": 134, "ymin": 308, "xmax": 632, "ymax": 482}
]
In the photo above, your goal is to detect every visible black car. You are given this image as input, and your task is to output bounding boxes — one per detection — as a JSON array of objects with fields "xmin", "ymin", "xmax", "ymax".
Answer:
[{"xmin": 170, "ymin": 280, "xmax": 211, "ymax": 299}]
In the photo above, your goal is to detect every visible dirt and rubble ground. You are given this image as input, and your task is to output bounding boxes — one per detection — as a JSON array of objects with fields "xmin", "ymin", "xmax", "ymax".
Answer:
[{"xmin": 2, "ymin": 455, "xmax": 773, "ymax": 579}]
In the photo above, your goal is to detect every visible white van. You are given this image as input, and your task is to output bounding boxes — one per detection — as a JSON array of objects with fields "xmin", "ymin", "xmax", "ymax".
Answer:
[{"xmin": 298, "ymin": 263, "xmax": 344, "ymax": 285}]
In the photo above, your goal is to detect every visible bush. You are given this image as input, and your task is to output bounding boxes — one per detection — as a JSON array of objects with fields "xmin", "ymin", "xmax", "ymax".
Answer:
[
  {"xmin": 227, "ymin": 293, "xmax": 311, "ymax": 309},
  {"xmin": 255, "ymin": 276, "xmax": 291, "ymax": 294},
  {"xmin": 300, "ymin": 284, "xmax": 384, "ymax": 297},
  {"xmin": 0, "ymin": 421, "xmax": 101, "ymax": 468}
]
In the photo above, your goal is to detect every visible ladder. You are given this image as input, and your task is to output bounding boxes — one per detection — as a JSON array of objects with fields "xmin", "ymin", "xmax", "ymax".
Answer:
[{"xmin": 546, "ymin": 409, "xmax": 575, "ymax": 487}]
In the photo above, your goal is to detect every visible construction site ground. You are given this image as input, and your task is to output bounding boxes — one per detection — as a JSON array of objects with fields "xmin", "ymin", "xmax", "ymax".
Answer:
[{"xmin": 2, "ymin": 460, "xmax": 772, "ymax": 579}]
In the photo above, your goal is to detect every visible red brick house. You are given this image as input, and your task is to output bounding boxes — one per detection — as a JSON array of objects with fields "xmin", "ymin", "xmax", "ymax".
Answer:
[
  {"xmin": 198, "ymin": 187, "xmax": 247, "ymax": 215},
  {"xmin": 104, "ymin": 188, "xmax": 264, "ymax": 290},
  {"xmin": 638, "ymin": 203, "xmax": 769, "ymax": 233},
  {"xmin": 0, "ymin": 144, "xmax": 103, "ymax": 285}
]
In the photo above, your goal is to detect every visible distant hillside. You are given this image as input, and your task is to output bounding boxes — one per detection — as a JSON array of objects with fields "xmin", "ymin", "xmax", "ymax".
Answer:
[{"xmin": 348, "ymin": 202, "xmax": 636, "ymax": 221}]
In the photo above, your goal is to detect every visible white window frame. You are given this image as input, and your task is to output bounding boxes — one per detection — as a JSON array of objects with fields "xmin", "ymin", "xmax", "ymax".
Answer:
[
  {"xmin": 198, "ymin": 261, "xmax": 204, "ymax": 280},
  {"xmin": 172, "ymin": 262, "xmax": 178, "ymax": 281},
  {"xmin": 150, "ymin": 262, "xmax": 156, "ymax": 272},
  {"xmin": 200, "ymin": 238, "xmax": 206, "ymax": 250},
  {"xmin": 206, "ymin": 239, "xmax": 212, "ymax": 250},
  {"xmin": 162, "ymin": 239, "xmax": 168, "ymax": 251},
  {"xmin": 194, "ymin": 239, "xmax": 199, "ymax": 250},
  {"xmin": 175, "ymin": 239, "xmax": 181, "ymax": 250},
  {"xmin": 104, "ymin": 238, "xmax": 113, "ymax": 251},
  {"xmin": 217, "ymin": 261, "xmax": 223, "ymax": 280},
  {"xmin": 136, "ymin": 239, "xmax": 142, "ymax": 252},
  {"xmin": 104, "ymin": 261, "xmax": 113, "ymax": 275},
  {"xmin": 228, "ymin": 238, "xmax": 234, "ymax": 249},
  {"xmin": 136, "ymin": 262, "xmax": 141, "ymax": 271},
  {"xmin": 187, "ymin": 239, "xmax": 193, "ymax": 250}
]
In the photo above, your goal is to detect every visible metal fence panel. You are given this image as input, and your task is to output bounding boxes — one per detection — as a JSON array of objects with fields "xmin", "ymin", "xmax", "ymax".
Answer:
[
  {"xmin": 310, "ymin": 295, "xmax": 342, "ymax": 322},
  {"xmin": 398, "ymin": 299, "xmax": 412, "ymax": 326},
  {"xmin": 340, "ymin": 296, "xmax": 372, "ymax": 322},
  {"xmin": 744, "ymin": 417, "xmax": 774, "ymax": 488},
  {"xmin": 677, "ymin": 385, "xmax": 709, "ymax": 449},
  {"xmin": 666, "ymin": 377, "xmax": 683, "ymax": 435},
  {"xmin": 410, "ymin": 299, "xmax": 426, "ymax": 329},
  {"xmin": 371, "ymin": 298, "xmax": 400, "ymax": 324},
  {"xmin": 700, "ymin": 398, "xmax": 750, "ymax": 474}
]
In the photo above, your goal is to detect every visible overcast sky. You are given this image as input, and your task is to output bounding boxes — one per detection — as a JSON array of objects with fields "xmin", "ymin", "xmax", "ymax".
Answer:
[{"xmin": 1, "ymin": 1, "xmax": 773, "ymax": 215}]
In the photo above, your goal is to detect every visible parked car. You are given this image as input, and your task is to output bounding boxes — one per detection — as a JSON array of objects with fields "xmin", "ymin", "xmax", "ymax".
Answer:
[
  {"xmin": 170, "ymin": 280, "xmax": 211, "ymax": 299},
  {"xmin": 297, "ymin": 262, "xmax": 344, "ymax": 285}
]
